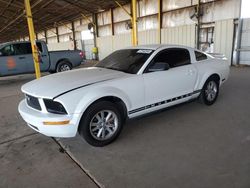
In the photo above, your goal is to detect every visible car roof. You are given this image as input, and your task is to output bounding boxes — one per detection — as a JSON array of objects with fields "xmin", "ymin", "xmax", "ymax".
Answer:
[{"xmin": 125, "ymin": 44, "xmax": 194, "ymax": 50}]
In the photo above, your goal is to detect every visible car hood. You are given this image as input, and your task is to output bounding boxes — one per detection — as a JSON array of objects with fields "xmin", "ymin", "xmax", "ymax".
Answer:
[{"xmin": 22, "ymin": 67, "xmax": 126, "ymax": 99}]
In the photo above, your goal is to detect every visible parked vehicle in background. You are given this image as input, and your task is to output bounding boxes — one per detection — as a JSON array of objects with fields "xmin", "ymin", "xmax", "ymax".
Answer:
[
  {"xmin": 0, "ymin": 41, "xmax": 84, "ymax": 76},
  {"xmin": 18, "ymin": 44, "xmax": 230, "ymax": 147}
]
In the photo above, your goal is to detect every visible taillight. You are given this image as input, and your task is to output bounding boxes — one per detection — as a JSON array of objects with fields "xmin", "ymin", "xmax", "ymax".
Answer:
[{"xmin": 79, "ymin": 51, "xmax": 84, "ymax": 58}]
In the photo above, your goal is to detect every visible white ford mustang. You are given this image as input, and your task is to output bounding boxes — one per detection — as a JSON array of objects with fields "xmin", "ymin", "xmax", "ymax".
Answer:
[{"xmin": 18, "ymin": 45, "xmax": 230, "ymax": 146}]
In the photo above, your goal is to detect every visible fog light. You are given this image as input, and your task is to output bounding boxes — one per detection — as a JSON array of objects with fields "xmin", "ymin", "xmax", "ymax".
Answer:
[{"xmin": 43, "ymin": 120, "xmax": 70, "ymax": 125}]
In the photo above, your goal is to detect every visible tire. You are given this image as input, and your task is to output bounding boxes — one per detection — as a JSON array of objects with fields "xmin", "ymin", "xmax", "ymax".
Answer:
[
  {"xmin": 79, "ymin": 101, "xmax": 123, "ymax": 147},
  {"xmin": 49, "ymin": 70, "xmax": 56, "ymax": 74},
  {"xmin": 199, "ymin": 77, "xmax": 219, "ymax": 105},
  {"xmin": 56, "ymin": 61, "xmax": 72, "ymax": 72}
]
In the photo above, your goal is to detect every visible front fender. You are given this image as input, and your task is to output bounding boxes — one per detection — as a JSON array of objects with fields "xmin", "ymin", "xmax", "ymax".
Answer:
[{"xmin": 56, "ymin": 86, "xmax": 132, "ymax": 115}]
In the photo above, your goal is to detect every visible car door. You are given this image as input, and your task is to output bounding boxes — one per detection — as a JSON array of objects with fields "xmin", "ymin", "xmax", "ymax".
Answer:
[
  {"xmin": 0, "ymin": 44, "xmax": 28, "ymax": 76},
  {"xmin": 13, "ymin": 43, "xmax": 34, "ymax": 74},
  {"xmin": 142, "ymin": 48, "xmax": 197, "ymax": 107},
  {"xmin": 36, "ymin": 42, "xmax": 50, "ymax": 71},
  {"xmin": 26, "ymin": 42, "xmax": 50, "ymax": 72}
]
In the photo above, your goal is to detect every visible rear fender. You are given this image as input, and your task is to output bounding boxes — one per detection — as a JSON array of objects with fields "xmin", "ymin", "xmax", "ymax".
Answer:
[{"xmin": 196, "ymin": 72, "xmax": 221, "ymax": 91}]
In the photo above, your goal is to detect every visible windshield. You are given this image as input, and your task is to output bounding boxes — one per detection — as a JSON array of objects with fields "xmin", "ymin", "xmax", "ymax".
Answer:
[{"xmin": 95, "ymin": 49, "xmax": 154, "ymax": 74}]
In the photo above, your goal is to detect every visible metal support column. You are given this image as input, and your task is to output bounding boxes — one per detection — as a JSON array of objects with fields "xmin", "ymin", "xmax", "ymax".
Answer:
[
  {"xmin": 114, "ymin": 1, "xmax": 134, "ymax": 45},
  {"xmin": 71, "ymin": 22, "xmax": 77, "ymax": 50},
  {"xmin": 196, "ymin": 0, "xmax": 201, "ymax": 49},
  {"xmin": 24, "ymin": 0, "xmax": 41, "ymax": 79},
  {"xmin": 236, "ymin": 0, "xmax": 243, "ymax": 65},
  {"xmin": 56, "ymin": 27, "xmax": 59, "ymax": 43},
  {"xmin": 131, "ymin": 0, "xmax": 138, "ymax": 46},
  {"xmin": 111, "ymin": 8, "xmax": 114, "ymax": 36},
  {"xmin": 44, "ymin": 30, "xmax": 48, "ymax": 44},
  {"xmin": 158, "ymin": 0, "xmax": 162, "ymax": 44},
  {"xmin": 92, "ymin": 13, "xmax": 98, "ymax": 47},
  {"xmin": 92, "ymin": 13, "xmax": 99, "ymax": 60}
]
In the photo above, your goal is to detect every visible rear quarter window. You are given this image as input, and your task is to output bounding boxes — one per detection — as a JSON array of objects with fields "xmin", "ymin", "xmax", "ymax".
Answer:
[{"xmin": 195, "ymin": 51, "xmax": 208, "ymax": 61}]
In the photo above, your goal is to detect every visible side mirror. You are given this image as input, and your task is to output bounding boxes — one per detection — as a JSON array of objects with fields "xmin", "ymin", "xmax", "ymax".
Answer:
[
  {"xmin": 0, "ymin": 52, "xmax": 2, "ymax": 56},
  {"xmin": 148, "ymin": 62, "xmax": 170, "ymax": 72}
]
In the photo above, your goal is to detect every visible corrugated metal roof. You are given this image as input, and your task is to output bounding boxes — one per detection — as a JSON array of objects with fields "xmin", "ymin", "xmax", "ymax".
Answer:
[{"xmin": 0, "ymin": 0, "xmax": 129, "ymax": 42}]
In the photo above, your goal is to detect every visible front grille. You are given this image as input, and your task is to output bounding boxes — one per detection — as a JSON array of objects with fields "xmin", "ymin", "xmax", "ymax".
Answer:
[{"xmin": 26, "ymin": 95, "xmax": 41, "ymax": 111}]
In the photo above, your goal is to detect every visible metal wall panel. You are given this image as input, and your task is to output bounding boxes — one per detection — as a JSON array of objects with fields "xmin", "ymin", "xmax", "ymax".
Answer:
[
  {"xmin": 161, "ymin": 24, "xmax": 196, "ymax": 47},
  {"xmin": 97, "ymin": 36, "xmax": 113, "ymax": 60},
  {"xmin": 113, "ymin": 4, "xmax": 131, "ymax": 22},
  {"xmin": 81, "ymin": 17, "xmax": 93, "ymax": 25},
  {"xmin": 138, "ymin": 29, "xmax": 158, "ymax": 45},
  {"xmin": 75, "ymin": 24, "xmax": 88, "ymax": 32},
  {"xmin": 97, "ymin": 33, "xmax": 131, "ymax": 60},
  {"xmin": 214, "ymin": 19, "xmax": 234, "ymax": 64},
  {"xmin": 59, "ymin": 33, "xmax": 73, "ymax": 42},
  {"xmin": 209, "ymin": 0, "xmax": 240, "ymax": 22},
  {"xmin": 114, "ymin": 22, "xmax": 130, "ymax": 35},
  {"xmin": 74, "ymin": 20, "xmax": 81, "ymax": 28},
  {"xmin": 239, "ymin": 18, "xmax": 250, "ymax": 65},
  {"xmin": 138, "ymin": 0, "xmax": 158, "ymax": 17},
  {"xmin": 58, "ymin": 24, "xmax": 72, "ymax": 35},
  {"xmin": 162, "ymin": 0, "xmax": 193, "ymax": 12},
  {"xmin": 47, "ymin": 28, "xmax": 57, "ymax": 38},
  {"xmin": 97, "ymin": 11, "xmax": 111, "ymax": 26},
  {"xmin": 138, "ymin": 15, "xmax": 158, "ymax": 31},
  {"xmin": 47, "ymin": 41, "xmax": 74, "ymax": 51},
  {"xmin": 112, "ymin": 33, "xmax": 131, "ymax": 50},
  {"xmin": 98, "ymin": 25, "xmax": 112, "ymax": 37},
  {"xmin": 75, "ymin": 31, "xmax": 81, "ymax": 40},
  {"xmin": 82, "ymin": 39, "xmax": 95, "ymax": 59},
  {"xmin": 37, "ymin": 32, "xmax": 45, "ymax": 40},
  {"xmin": 162, "ymin": 9, "xmax": 195, "ymax": 28},
  {"xmin": 97, "ymin": 25, "xmax": 196, "ymax": 60},
  {"xmin": 47, "ymin": 37, "xmax": 57, "ymax": 44}
]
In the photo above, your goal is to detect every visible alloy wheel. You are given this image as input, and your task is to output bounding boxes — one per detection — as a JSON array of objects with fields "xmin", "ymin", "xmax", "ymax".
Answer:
[{"xmin": 89, "ymin": 110, "xmax": 118, "ymax": 141}]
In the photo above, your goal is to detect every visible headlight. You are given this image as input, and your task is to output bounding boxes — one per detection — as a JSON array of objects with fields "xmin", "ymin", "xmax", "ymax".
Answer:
[{"xmin": 43, "ymin": 99, "xmax": 67, "ymax": 115}]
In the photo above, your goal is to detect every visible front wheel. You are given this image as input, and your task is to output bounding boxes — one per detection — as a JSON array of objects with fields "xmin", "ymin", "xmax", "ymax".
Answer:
[
  {"xmin": 79, "ymin": 101, "xmax": 123, "ymax": 147},
  {"xmin": 56, "ymin": 61, "xmax": 72, "ymax": 72},
  {"xmin": 199, "ymin": 78, "xmax": 219, "ymax": 105}
]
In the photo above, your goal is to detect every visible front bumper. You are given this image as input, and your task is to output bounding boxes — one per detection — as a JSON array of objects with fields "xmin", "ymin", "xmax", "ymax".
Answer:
[{"xmin": 18, "ymin": 100, "xmax": 80, "ymax": 137}]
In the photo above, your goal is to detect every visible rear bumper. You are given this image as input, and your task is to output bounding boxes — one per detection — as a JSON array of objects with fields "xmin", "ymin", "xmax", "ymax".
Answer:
[{"xmin": 18, "ymin": 100, "xmax": 80, "ymax": 138}]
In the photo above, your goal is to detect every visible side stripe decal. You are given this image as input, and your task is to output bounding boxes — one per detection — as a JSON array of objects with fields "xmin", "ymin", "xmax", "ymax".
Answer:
[{"xmin": 128, "ymin": 90, "xmax": 201, "ymax": 115}]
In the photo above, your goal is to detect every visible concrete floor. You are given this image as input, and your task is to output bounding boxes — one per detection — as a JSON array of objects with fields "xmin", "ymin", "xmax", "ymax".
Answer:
[
  {"xmin": 0, "ymin": 66, "xmax": 250, "ymax": 188},
  {"xmin": 0, "ymin": 73, "xmax": 97, "ymax": 188}
]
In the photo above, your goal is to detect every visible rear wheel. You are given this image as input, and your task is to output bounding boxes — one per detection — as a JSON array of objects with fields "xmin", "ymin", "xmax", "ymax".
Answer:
[
  {"xmin": 56, "ymin": 61, "xmax": 72, "ymax": 72},
  {"xmin": 199, "ymin": 77, "xmax": 219, "ymax": 105},
  {"xmin": 79, "ymin": 101, "xmax": 123, "ymax": 147}
]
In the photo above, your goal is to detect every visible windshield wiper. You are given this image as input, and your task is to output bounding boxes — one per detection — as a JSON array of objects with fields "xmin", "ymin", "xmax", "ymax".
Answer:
[
  {"xmin": 105, "ymin": 67, "xmax": 121, "ymax": 71},
  {"xmin": 96, "ymin": 66, "xmax": 130, "ymax": 74}
]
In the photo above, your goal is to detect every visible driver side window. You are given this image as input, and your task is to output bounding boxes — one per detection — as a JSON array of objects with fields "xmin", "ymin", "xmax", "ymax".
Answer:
[
  {"xmin": 0, "ymin": 45, "xmax": 15, "ymax": 56},
  {"xmin": 145, "ymin": 48, "xmax": 191, "ymax": 73}
]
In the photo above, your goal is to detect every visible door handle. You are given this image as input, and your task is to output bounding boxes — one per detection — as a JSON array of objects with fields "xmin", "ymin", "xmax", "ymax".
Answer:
[
  {"xmin": 19, "ymin": 56, "xmax": 26, "ymax": 59},
  {"xmin": 41, "ymin": 54, "xmax": 47, "ymax": 57}
]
